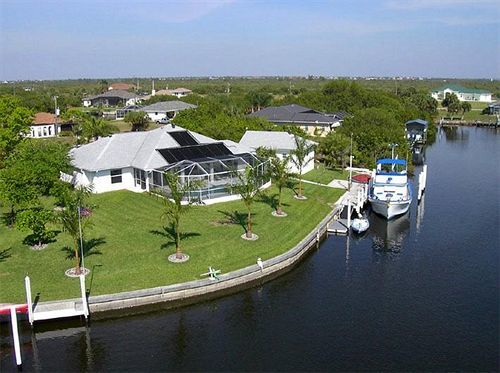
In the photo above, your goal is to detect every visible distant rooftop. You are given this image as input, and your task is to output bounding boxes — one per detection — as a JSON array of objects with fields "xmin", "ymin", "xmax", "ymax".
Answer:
[
  {"xmin": 431, "ymin": 84, "xmax": 490, "ymax": 94},
  {"xmin": 33, "ymin": 112, "xmax": 57, "ymax": 125},
  {"xmin": 141, "ymin": 101, "xmax": 197, "ymax": 112},
  {"xmin": 87, "ymin": 89, "xmax": 139, "ymax": 100},
  {"xmin": 239, "ymin": 130, "xmax": 316, "ymax": 151},
  {"xmin": 248, "ymin": 104, "xmax": 344, "ymax": 126}
]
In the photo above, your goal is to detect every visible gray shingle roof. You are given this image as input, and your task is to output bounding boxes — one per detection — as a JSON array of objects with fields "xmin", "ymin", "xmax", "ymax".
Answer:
[
  {"xmin": 239, "ymin": 131, "xmax": 316, "ymax": 151},
  {"xmin": 248, "ymin": 104, "xmax": 341, "ymax": 126},
  {"xmin": 71, "ymin": 125, "xmax": 218, "ymax": 171},
  {"xmin": 141, "ymin": 101, "xmax": 197, "ymax": 113}
]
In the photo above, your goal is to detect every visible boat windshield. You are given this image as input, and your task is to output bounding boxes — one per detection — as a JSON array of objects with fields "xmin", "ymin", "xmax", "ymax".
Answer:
[{"xmin": 376, "ymin": 161, "xmax": 406, "ymax": 174}]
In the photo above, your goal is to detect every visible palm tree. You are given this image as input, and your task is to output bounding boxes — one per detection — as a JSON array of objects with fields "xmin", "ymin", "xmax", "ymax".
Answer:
[
  {"xmin": 290, "ymin": 135, "xmax": 315, "ymax": 199},
  {"xmin": 232, "ymin": 166, "xmax": 263, "ymax": 239},
  {"xmin": 270, "ymin": 156, "xmax": 293, "ymax": 216},
  {"xmin": 58, "ymin": 185, "xmax": 93, "ymax": 274},
  {"xmin": 160, "ymin": 172, "xmax": 201, "ymax": 260},
  {"xmin": 82, "ymin": 116, "xmax": 113, "ymax": 142}
]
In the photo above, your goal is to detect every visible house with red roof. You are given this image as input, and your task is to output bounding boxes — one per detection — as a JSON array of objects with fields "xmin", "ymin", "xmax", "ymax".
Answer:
[{"xmin": 29, "ymin": 112, "xmax": 60, "ymax": 138}]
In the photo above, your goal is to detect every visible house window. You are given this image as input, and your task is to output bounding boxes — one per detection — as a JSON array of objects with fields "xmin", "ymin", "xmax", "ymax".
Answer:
[{"xmin": 110, "ymin": 169, "xmax": 122, "ymax": 184}]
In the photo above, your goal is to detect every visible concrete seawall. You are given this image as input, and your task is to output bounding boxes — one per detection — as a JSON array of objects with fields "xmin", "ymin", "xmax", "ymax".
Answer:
[{"xmin": 85, "ymin": 205, "xmax": 342, "ymax": 318}]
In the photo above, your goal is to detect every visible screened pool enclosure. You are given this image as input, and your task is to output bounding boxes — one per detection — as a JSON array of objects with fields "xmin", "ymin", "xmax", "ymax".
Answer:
[{"xmin": 141, "ymin": 145, "xmax": 268, "ymax": 203}]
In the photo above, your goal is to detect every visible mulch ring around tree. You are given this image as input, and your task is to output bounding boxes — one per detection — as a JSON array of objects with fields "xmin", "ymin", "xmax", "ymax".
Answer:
[
  {"xmin": 241, "ymin": 233, "xmax": 259, "ymax": 241},
  {"xmin": 65, "ymin": 267, "xmax": 91, "ymax": 278},
  {"xmin": 30, "ymin": 243, "xmax": 48, "ymax": 251},
  {"xmin": 272, "ymin": 211, "xmax": 288, "ymax": 217},
  {"xmin": 168, "ymin": 253, "xmax": 190, "ymax": 263},
  {"xmin": 294, "ymin": 195, "xmax": 308, "ymax": 200}
]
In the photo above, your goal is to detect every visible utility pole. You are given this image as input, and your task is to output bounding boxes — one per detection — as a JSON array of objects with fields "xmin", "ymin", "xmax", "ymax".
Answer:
[{"xmin": 348, "ymin": 133, "xmax": 353, "ymax": 191}]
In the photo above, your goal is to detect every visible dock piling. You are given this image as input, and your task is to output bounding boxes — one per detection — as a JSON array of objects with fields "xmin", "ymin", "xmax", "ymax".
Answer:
[{"xmin": 10, "ymin": 306, "xmax": 22, "ymax": 368}]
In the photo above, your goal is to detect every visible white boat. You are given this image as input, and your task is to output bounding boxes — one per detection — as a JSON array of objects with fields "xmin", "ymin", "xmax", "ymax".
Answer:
[
  {"xmin": 368, "ymin": 158, "xmax": 412, "ymax": 219},
  {"xmin": 351, "ymin": 217, "xmax": 370, "ymax": 233}
]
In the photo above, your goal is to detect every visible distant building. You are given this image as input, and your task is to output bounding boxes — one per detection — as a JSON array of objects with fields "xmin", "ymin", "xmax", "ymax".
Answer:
[
  {"xmin": 239, "ymin": 130, "xmax": 316, "ymax": 174},
  {"xmin": 142, "ymin": 87, "xmax": 193, "ymax": 100},
  {"xmin": 431, "ymin": 84, "xmax": 493, "ymax": 103},
  {"xmin": 29, "ymin": 112, "xmax": 60, "ymax": 138},
  {"xmin": 108, "ymin": 82, "xmax": 134, "ymax": 91},
  {"xmin": 140, "ymin": 101, "xmax": 197, "ymax": 122},
  {"xmin": 247, "ymin": 104, "xmax": 346, "ymax": 136},
  {"xmin": 83, "ymin": 90, "xmax": 141, "ymax": 107}
]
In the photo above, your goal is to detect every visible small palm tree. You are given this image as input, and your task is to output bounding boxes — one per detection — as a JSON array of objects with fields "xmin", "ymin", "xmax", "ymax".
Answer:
[
  {"xmin": 82, "ymin": 116, "xmax": 113, "ymax": 142},
  {"xmin": 58, "ymin": 185, "xmax": 93, "ymax": 274},
  {"xmin": 232, "ymin": 166, "xmax": 263, "ymax": 239},
  {"xmin": 270, "ymin": 156, "xmax": 293, "ymax": 216},
  {"xmin": 160, "ymin": 172, "xmax": 201, "ymax": 260},
  {"xmin": 290, "ymin": 135, "xmax": 315, "ymax": 199}
]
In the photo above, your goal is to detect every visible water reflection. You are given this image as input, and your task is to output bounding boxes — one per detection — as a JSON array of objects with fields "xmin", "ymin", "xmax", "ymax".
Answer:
[
  {"xmin": 442, "ymin": 126, "xmax": 470, "ymax": 142},
  {"xmin": 412, "ymin": 145, "xmax": 426, "ymax": 165},
  {"xmin": 370, "ymin": 212, "xmax": 410, "ymax": 256}
]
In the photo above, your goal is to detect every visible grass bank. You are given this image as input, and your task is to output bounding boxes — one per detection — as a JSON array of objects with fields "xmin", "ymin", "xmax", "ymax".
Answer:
[
  {"xmin": 303, "ymin": 164, "xmax": 348, "ymax": 185},
  {"xmin": 0, "ymin": 184, "xmax": 342, "ymax": 303}
]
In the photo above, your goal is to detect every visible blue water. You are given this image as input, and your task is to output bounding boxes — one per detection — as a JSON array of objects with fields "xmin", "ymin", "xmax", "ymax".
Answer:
[{"xmin": 1, "ymin": 126, "xmax": 499, "ymax": 371}]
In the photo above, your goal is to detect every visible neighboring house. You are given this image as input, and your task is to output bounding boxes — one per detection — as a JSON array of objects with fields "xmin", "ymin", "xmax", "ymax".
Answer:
[
  {"xmin": 83, "ymin": 90, "xmax": 141, "ymax": 107},
  {"xmin": 488, "ymin": 101, "xmax": 500, "ymax": 115},
  {"xmin": 108, "ymin": 83, "xmax": 134, "ymax": 91},
  {"xmin": 431, "ymin": 84, "xmax": 493, "ymax": 103},
  {"xmin": 142, "ymin": 87, "xmax": 193, "ymax": 100},
  {"xmin": 28, "ymin": 112, "xmax": 60, "ymax": 138},
  {"xmin": 70, "ymin": 124, "xmax": 267, "ymax": 203},
  {"xmin": 116, "ymin": 105, "xmax": 143, "ymax": 120},
  {"xmin": 141, "ymin": 101, "xmax": 197, "ymax": 122},
  {"xmin": 248, "ymin": 104, "xmax": 345, "ymax": 136},
  {"xmin": 405, "ymin": 119, "xmax": 428, "ymax": 144},
  {"xmin": 239, "ymin": 130, "xmax": 316, "ymax": 174}
]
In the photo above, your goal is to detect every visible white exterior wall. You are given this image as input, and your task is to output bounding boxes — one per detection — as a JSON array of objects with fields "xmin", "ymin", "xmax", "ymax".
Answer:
[
  {"xmin": 277, "ymin": 149, "xmax": 315, "ymax": 174},
  {"xmin": 83, "ymin": 99, "xmax": 91, "ymax": 107},
  {"xmin": 432, "ymin": 89, "xmax": 493, "ymax": 103},
  {"xmin": 145, "ymin": 111, "xmax": 177, "ymax": 122},
  {"xmin": 28, "ymin": 124, "xmax": 59, "ymax": 138},
  {"xmin": 75, "ymin": 167, "xmax": 143, "ymax": 194}
]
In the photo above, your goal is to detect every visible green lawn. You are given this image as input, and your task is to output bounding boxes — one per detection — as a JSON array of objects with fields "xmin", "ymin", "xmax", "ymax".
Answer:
[
  {"xmin": 0, "ymin": 184, "xmax": 343, "ymax": 303},
  {"xmin": 302, "ymin": 164, "xmax": 349, "ymax": 185}
]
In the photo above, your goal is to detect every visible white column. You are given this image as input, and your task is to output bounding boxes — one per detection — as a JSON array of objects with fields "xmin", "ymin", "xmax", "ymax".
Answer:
[
  {"xmin": 25, "ymin": 276, "xmax": 33, "ymax": 325},
  {"xmin": 10, "ymin": 307, "xmax": 22, "ymax": 367}
]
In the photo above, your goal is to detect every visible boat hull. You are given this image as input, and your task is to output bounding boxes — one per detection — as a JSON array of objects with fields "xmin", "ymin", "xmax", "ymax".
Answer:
[
  {"xmin": 369, "ymin": 198, "xmax": 411, "ymax": 219},
  {"xmin": 351, "ymin": 218, "xmax": 370, "ymax": 233}
]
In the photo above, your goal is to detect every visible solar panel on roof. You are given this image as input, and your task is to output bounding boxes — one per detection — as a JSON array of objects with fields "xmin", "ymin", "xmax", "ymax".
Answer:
[
  {"xmin": 157, "ymin": 143, "xmax": 232, "ymax": 163},
  {"xmin": 169, "ymin": 131, "xmax": 198, "ymax": 146}
]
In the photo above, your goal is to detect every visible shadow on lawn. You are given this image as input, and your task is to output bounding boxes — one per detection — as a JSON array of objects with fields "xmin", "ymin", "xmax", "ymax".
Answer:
[
  {"xmin": 217, "ymin": 210, "xmax": 251, "ymax": 233},
  {"xmin": 0, "ymin": 248, "xmax": 12, "ymax": 262},
  {"xmin": 258, "ymin": 193, "xmax": 290, "ymax": 211},
  {"xmin": 62, "ymin": 237, "xmax": 106, "ymax": 261},
  {"xmin": 150, "ymin": 223, "xmax": 200, "ymax": 250},
  {"xmin": 22, "ymin": 230, "xmax": 60, "ymax": 247}
]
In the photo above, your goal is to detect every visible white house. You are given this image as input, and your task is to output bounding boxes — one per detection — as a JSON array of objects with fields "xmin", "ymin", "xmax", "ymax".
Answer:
[
  {"xmin": 431, "ymin": 84, "xmax": 493, "ymax": 103},
  {"xmin": 141, "ymin": 101, "xmax": 197, "ymax": 122},
  {"xmin": 239, "ymin": 130, "xmax": 316, "ymax": 174},
  {"xmin": 28, "ymin": 112, "xmax": 60, "ymax": 138},
  {"xmin": 69, "ymin": 125, "xmax": 267, "ymax": 203}
]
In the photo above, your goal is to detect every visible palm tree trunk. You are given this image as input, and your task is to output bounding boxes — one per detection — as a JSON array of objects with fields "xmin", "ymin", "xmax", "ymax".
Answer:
[
  {"xmin": 298, "ymin": 176, "xmax": 303, "ymax": 197},
  {"xmin": 74, "ymin": 237, "xmax": 81, "ymax": 274},
  {"xmin": 175, "ymin": 219, "xmax": 182, "ymax": 259},
  {"xmin": 277, "ymin": 186, "xmax": 282, "ymax": 214},
  {"xmin": 246, "ymin": 209, "xmax": 252, "ymax": 238}
]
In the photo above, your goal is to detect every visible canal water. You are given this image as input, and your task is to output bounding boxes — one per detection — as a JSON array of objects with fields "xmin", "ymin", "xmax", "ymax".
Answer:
[{"xmin": 1, "ymin": 127, "xmax": 499, "ymax": 371}]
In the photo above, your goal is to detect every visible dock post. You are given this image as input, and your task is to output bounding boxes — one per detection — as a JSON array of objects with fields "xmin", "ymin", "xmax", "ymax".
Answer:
[
  {"xmin": 25, "ymin": 276, "xmax": 33, "ymax": 325},
  {"xmin": 347, "ymin": 198, "xmax": 351, "ymax": 229},
  {"xmin": 80, "ymin": 275, "xmax": 89, "ymax": 319},
  {"xmin": 10, "ymin": 306, "xmax": 22, "ymax": 368}
]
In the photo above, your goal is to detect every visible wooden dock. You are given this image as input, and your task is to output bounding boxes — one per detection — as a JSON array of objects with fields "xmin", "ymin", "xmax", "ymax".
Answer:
[{"xmin": 327, "ymin": 219, "xmax": 349, "ymax": 235}]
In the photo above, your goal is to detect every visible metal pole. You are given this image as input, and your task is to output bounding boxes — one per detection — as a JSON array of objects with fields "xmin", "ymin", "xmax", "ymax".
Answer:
[
  {"xmin": 10, "ymin": 307, "xmax": 22, "ymax": 367},
  {"xmin": 349, "ymin": 133, "xmax": 353, "ymax": 191},
  {"xmin": 78, "ymin": 206, "xmax": 85, "ymax": 272},
  {"xmin": 80, "ymin": 275, "xmax": 89, "ymax": 318},
  {"xmin": 25, "ymin": 276, "xmax": 33, "ymax": 325}
]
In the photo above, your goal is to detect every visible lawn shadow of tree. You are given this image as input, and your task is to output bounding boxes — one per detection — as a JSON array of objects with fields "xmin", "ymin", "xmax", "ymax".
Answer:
[
  {"xmin": 286, "ymin": 179, "xmax": 300, "ymax": 197},
  {"xmin": 1, "ymin": 211, "xmax": 15, "ymax": 228},
  {"xmin": 258, "ymin": 193, "xmax": 290, "ymax": 211},
  {"xmin": 61, "ymin": 237, "xmax": 106, "ymax": 261},
  {"xmin": 217, "ymin": 210, "xmax": 250, "ymax": 233},
  {"xmin": 150, "ymin": 222, "xmax": 201, "ymax": 251},
  {"xmin": 0, "ymin": 248, "xmax": 12, "ymax": 263},
  {"xmin": 22, "ymin": 230, "xmax": 61, "ymax": 247}
]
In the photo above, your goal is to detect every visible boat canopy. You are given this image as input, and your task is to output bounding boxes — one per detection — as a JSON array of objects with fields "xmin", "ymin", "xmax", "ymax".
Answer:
[
  {"xmin": 405, "ymin": 119, "xmax": 428, "ymax": 128},
  {"xmin": 377, "ymin": 159, "xmax": 406, "ymax": 166}
]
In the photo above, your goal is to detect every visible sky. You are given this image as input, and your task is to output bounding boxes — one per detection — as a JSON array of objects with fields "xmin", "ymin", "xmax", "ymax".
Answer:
[{"xmin": 0, "ymin": 0, "xmax": 499, "ymax": 80}]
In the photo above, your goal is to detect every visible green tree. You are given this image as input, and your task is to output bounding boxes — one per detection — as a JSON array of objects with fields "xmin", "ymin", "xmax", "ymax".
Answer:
[
  {"xmin": 16, "ymin": 206, "xmax": 53, "ymax": 247},
  {"xmin": 290, "ymin": 136, "xmax": 315, "ymax": 199},
  {"xmin": 124, "ymin": 111, "xmax": 149, "ymax": 131},
  {"xmin": 461, "ymin": 101, "xmax": 472, "ymax": 114},
  {"xmin": 318, "ymin": 132, "xmax": 352, "ymax": 169},
  {"xmin": 159, "ymin": 172, "xmax": 200, "ymax": 260},
  {"xmin": 232, "ymin": 166, "xmax": 263, "ymax": 239},
  {"xmin": 270, "ymin": 156, "xmax": 293, "ymax": 216},
  {"xmin": 246, "ymin": 90, "xmax": 272, "ymax": 112},
  {"xmin": 0, "ymin": 96, "xmax": 33, "ymax": 164},
  {"xmin": 442, "ymin": 93, "xmax": 461, "ymax": 114},
  {"xmin": 81, "ymin": 116, "xmax": 113, "ymax": 142},
  {"xmin": 57, "ymin": 185, "xmax": 93, "ymax": 274}
]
